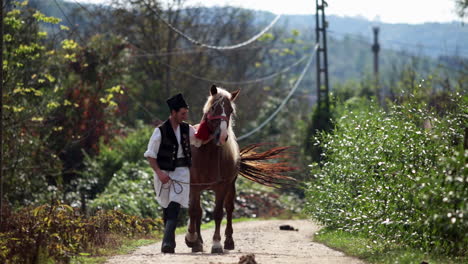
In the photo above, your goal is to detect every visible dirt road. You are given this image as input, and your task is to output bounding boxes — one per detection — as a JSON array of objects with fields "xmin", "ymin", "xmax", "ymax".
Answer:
[{"xmin": 105, "ymin": 219, "xmax": 365, "ymax": 264}]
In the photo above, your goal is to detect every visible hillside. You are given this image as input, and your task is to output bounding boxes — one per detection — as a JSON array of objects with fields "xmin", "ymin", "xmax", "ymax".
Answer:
[{"xmin": 261, "ymin": 12, "xmax": 468, "ymax": 59}]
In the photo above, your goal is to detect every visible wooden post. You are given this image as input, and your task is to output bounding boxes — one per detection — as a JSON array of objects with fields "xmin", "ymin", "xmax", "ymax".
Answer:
[{"xmin": 372, "ymin": 26, "xmax": 382, "ymax": 104}]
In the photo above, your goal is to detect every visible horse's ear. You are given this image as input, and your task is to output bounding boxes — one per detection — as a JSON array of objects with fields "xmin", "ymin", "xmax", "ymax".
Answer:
[
  {"xmin": 210, "ymin": 84, "xmax": 217, "ymax": 95},
  {"xmin": 230, "ymin": 89, "xmax": 240, "ymax": 101}
]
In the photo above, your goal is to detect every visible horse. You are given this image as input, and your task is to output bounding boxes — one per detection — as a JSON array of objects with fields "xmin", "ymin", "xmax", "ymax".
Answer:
[{"xmin": 185, "ymin": 84, "xmax": 296, "ymax": 253}]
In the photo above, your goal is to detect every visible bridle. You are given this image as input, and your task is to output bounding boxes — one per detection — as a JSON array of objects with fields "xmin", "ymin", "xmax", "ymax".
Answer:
[
  {"xmin": 207, "ymin": 108, "xmax": 230, "ymax": 121},
  {"xmin": 205, "ymin": 99, "xmax": 231, "ymax": 129},
  {"xmin": 207, "ymin": 113, "xmax": 229, "ymax": 122}
]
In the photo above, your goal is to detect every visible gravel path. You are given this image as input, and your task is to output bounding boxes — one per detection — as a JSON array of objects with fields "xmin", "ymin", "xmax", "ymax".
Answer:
[{"xmin": 105, "ymin": 219, "xmax": 366, "ymax": 264}]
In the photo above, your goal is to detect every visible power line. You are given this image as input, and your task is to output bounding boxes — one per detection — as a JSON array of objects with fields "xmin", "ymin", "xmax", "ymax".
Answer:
[
  {"xmin": 127, "ymin": 93, "xmax": 157, "ymax": 119},
  {"xmin": 52, "ymin": 0, "xmax": 85, "ymax": 43},
  {"xmin": 71, "ymin": 0, "xmax": 95, "ymax": 17},
  {"xmin": 70, "ymin": 0, "xmax": 304, "ymax": 58},
  {"xmin": 144, "ymin": 1, "xmax": 282, "ymax": 50},
  {"xmin": 132, "ymin": 43, "xmax": 305, "ymax": 57},
  {"xmin": 153, "ymin": 53, "xmax": 311, "ymax": 86},
  {"xmin": 237, "ymin": 43, "xmax": 319, "ymax": 141},
  {"xmin": 50, "ymin": 0, "xmax": 320, "ymax": 143}
]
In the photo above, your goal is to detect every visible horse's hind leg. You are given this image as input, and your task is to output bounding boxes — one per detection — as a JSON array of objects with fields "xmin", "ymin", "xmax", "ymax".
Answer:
[
  {"xmin": 224, "ymin": 182, "xmax": 235, "ymax": 250},
  {"xmin": 211, "ymin": 190, "xmax": 225, "ymax": 253}
]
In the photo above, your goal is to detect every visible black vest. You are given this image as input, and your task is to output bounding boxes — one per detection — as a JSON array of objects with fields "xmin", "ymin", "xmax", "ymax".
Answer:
[{"xmin": 156, "ymin": 120, "xmax": 192, "ymax": 171}]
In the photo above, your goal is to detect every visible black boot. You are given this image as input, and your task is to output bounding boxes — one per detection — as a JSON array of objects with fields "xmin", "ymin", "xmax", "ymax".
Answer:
[
  {"xmin": 161, "ymin": 219, "xmax": 177, "ymax": 253},
  {"xmin": 161, "ymin": 202, "xmax": 180, "ymax": 253}
]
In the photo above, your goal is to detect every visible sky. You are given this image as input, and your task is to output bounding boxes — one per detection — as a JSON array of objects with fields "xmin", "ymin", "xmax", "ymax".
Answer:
[{"xmin": 78, "ymin": 0, "xmax": 461, "ymax": 24}]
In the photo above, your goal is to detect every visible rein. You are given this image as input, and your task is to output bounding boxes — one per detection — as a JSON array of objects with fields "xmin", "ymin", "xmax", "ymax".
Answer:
[
  {"xmin": 159, "ymin": 177, "xmax": 222, "ymax": 197},
  {"xmin": 159, "ymin": 146, "xmax": 223, "ymax": 198}
]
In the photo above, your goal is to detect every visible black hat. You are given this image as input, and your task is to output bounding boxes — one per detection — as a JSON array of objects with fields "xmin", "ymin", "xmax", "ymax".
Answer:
[{"xmin": 166, "ymin": 93, "xmax": 188, "ymax": 110}]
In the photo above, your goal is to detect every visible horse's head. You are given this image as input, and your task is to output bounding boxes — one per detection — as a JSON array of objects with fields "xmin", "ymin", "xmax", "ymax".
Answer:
[{"xmin": 203, "ymin": 84, "xmax": 240, "ymax": 146}]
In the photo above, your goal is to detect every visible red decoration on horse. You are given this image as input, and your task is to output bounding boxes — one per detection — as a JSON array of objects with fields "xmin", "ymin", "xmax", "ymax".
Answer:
[{"xmin": 194, "ymin": 120, "xmax": 211, "ymax": 141}]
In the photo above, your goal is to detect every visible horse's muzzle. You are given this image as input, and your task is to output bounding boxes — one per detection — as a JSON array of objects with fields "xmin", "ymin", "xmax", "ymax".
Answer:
[{"xmin": 214, "ymin": 127, "xmax": 228, "ymax": 146}]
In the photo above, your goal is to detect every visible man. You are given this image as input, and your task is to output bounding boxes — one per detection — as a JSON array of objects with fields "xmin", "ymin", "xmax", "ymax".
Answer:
[{"xmin": 144, "ymin": 93, "xmax": 205, "ymax": 253}]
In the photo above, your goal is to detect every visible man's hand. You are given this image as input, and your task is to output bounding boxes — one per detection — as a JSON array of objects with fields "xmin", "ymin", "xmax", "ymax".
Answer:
[
  {"xmin": 147, "ymin": 158, "xmax": 171, "ymax": 184},
  {"xmin": 157, "ymin": 170, "xmax": 171, "ymax": 184}
]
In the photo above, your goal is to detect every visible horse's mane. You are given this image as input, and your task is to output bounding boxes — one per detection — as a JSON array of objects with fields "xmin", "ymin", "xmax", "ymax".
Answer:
[{"xmin": 203, "ymin": 87, "xmax": 239, "ymax": 160}]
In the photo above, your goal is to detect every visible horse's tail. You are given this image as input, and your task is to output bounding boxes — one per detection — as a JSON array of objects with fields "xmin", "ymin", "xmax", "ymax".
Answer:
[{"xmin": 238, "ymin": 143, "xmax": 297, "ymax": 188}]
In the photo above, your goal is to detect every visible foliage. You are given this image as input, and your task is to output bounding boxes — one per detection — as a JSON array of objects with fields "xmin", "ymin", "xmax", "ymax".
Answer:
[
  {"xmin": 48, "ymin": 33, "xmax": 130, "ymax": 204},
  {"xmin": 199, "ymin": 176, "xmax": 304, "ymax": 223},
  {"xmin": 0, "ymin": 202, "xmax": 162, "ymax": 264},
  {"xmin": 314, "ymin": 227, "xmax": 467, "ymax": 264},
  {"xmin": 88, "ymin": 161, "xmax": 160, "ymax": 219},
  {"xmin": 456, "ymin": 0, "xmax": 468, "ymax": 19},
  {"xmin": 77, "ymin": 124, "xmax": 166, "ymax": 219},
  {"xmin": 2, "ymin": 1, "xmax": 65, "ymax": 206},
  {"xmin": 2, "ymin": 2, "xmax": 131, "ymax": 208},
  {"xmin": 304, "ymin": 91, "xmax": 467, "ymax": 255},
  {"xmin": 77, "ymin": 123, "xmax": 155, "ymax": 209}
]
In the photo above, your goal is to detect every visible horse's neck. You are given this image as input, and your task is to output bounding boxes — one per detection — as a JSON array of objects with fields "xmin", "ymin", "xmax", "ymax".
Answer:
[
  {"xmin": 204, "ymin": 140, "xmax": 220, "ymax": 151},
  {"xmin": 202, "ymin": 138, "xmax": 237, "ymax": 157}
]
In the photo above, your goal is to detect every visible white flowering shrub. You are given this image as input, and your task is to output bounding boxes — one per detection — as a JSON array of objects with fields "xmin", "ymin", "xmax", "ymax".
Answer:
[{"xmin": 305, "ymin": 94, "xmax": 467, "ymax": 255}]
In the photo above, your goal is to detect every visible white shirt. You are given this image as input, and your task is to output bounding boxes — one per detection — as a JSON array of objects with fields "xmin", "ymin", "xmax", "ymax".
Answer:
[{"xmin": 144, "ymin": 124, "xmax": 201, "ymax": 208}]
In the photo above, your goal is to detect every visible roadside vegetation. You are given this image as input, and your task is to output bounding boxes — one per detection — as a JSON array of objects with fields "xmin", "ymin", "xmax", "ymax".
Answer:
[{"xmin": 305, "ymin": 81, "xmax": 467, "ymax": 262}]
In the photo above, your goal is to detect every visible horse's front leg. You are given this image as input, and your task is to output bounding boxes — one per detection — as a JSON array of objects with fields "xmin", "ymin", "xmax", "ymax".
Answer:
[
  {"xmin": 224, "ymin": 182, "xmax": 236, "ymax": 250},
  {"xmin": 211, "ymin": 190, "xmax": 225, "ymax": 253},
  {"xmin": 185, "ymin": 189, "xmax": 203, "ymax": 252},
  {"xmin": 196, "ymin": 207, "xmax": 203, "ymax": 244}
]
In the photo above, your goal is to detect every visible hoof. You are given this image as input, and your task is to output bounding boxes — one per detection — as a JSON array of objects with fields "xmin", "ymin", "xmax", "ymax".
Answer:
[
  {"xmin": 224, "ymin": 240, "xmax": 235, "ymax": 250},
  {"xmin": 185, "ymin": 232, "xmax": 198, "ymax": 248},
  {"xmin": 211, "ymin": 247, "xmax": 224, "ymax": 254},
  {"xmin": 191, "ymin": 243, "xmax": 203, "ymax": 253},
  {"xmin": 185, "ymin": 237, "xmax": 196, "ymax": 248}
]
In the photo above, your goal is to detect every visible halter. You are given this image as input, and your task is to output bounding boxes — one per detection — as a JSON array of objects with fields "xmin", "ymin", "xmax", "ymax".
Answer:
[
  {"xmin": 207, "ymin": 113, "xmax": 229, "ymax": 122},
  {"xmin": 205, "ymin": 98, "xmax": 231, "ymax": 127}
]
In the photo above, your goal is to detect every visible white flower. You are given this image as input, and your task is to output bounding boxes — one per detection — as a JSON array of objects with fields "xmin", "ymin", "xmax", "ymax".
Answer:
[{"xmin": 382, "ymin": 218, "xmax": 392, "ymax": 225}]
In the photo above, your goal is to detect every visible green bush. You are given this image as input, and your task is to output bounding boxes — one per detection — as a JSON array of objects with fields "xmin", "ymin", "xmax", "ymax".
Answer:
[
  {"xmin": 88, "ymin": 161, "xmax": 161, "ymax": 219},
  {"xmin": 77, "ymin": 122, "xmax": 154, "ymax": 205},
  {"xmin": 304, "ymin": 93, "xmax": 467, "ymax": 255}
]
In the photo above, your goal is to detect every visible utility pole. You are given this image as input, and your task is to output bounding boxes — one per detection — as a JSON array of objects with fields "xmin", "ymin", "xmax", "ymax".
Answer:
[
  {"xmin": 305, "ymin": 0, "xmax": 331, "ymax": 161},
  {"xmin": 316, "ymin": 0, "xmax": 330, "ymax": 116},
  {"xmin": 372, "ymin": 26, "xmax": 381, "ymax": 103}
]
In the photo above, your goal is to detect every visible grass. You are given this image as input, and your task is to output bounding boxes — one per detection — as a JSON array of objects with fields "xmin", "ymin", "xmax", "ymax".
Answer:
[{"xmin": 314, "ymin": 227, "xmax": 467, "ymax": 264}]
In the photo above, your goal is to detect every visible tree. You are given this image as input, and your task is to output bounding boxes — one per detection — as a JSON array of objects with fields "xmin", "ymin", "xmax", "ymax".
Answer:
[
  {"xmin": 2, "ymin": 1, "xmax": 131, "ymax": 208},
  {"xmin": 456, "ymin": 0, "xmax": 468, "ymax": 19},
  {"xmin": 48, "ymin": 34, "xmax": 130, "ymax": 207},
  {"xmin": 2, "ymin": 2, "xmax": 63, "ymax": 206}
]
